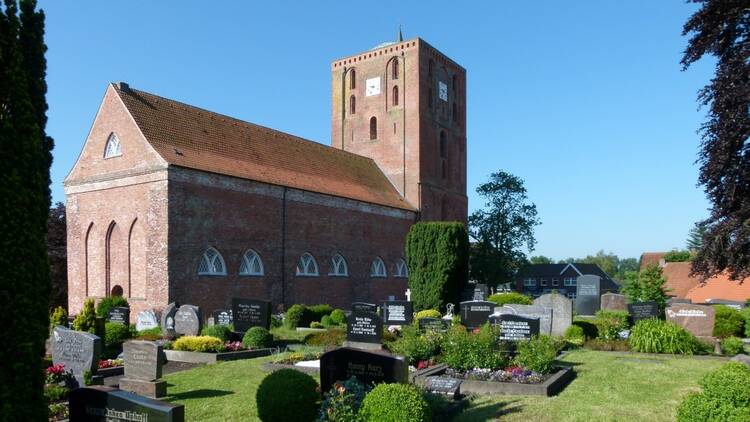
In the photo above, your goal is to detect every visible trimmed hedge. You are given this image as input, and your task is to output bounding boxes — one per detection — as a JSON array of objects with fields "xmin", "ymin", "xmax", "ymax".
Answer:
[
  {"xmin": 172, "ymin": 336, "xmax": 224, "ymax": 353},
  {"xmin": 284, "ymin": 304, "xmax": 334, "ymax": 329},
  {"xmin": 414, "ymin": 309, "xmax": 441, "ymax": 321},
  {"xmin": 104, "ymin": 322, "xmax": 132, "ymax": 347},
  {"xmin": 487, "ymin": 292, "xmax": 533, "ymax": 306},
  {"xmin": 713, "ymin": 305, "xmax": 745, "ymax": 339},
  {"xmin": 405, "ymin": 222, "xmax": 469, "ymax": 312},
  {"xmin": 256, "ymin": 369, "xmax": 319, "ymax": 422},
  {"xmin": 359, "ymin": 384, "xmax": 431, "ymax": 422},
  {"xmin": 242, "ymin": 327, "xmax": 273, "ymax": 349}
]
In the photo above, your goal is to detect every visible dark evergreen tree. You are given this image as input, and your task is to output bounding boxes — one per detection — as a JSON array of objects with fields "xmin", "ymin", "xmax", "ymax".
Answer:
[
  {"xmin": 686, "ymin": 221, "xmax": 707, "ymax": 252},
  {"xmin": 682, "ymin": 1, "xmax": 750, "ymax": 280},
  {"xmin": 47, "ymin": 202, "xmax": 67, "ymax": 310}
]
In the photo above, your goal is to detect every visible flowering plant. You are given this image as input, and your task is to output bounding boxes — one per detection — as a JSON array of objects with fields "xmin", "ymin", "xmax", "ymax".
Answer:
[
  {"xmin": 45, "ymin": 364, "xmax": 73, "ymax": 384},
  {"xmin": 97, "ymin": 359, "xmax": 123, "ymax": 369},
  {"xmin": 224, "ymin": 341, "xmax": 246, "ymax": 352},
  {"xmin": 445, "ymin": 366, "xmax": 546, "ymax": 384},
  {"xmin": 317, "ymin": 376, "xmax": 369, "ymax": 421}
]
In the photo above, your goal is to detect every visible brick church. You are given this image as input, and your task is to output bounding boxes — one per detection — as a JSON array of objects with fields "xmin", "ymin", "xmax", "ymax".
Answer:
[{"xmin": 65, "ymin": 37, "xmax": 467, "ymax": 317}]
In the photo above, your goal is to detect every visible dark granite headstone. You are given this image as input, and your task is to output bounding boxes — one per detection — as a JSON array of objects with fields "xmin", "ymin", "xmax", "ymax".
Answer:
[
  {"xmin": 123, "ymin": 341, "xmax": 162, "ymax": 381},
  {"xmin": 107, "ymin": 307, "xmax": 130, "ymax": 325},
  {"xmin": 459, "ymin": 300, "xmax": 495, "ymax": 329},
  {"xmin": 211, "ymin": 309, "xmax": 233, "ymax": 326},
  {"xmin": 51, "ymin": 326, "xmax": 101, "ymax": 387},
  {"xmin": 425, "ymin": 376, "xmax": 462, "ymax": 399},
  {"xmin": 69, "ymin": 386, "xmax": 184, "ymax": 421},
  {"xmin": 160, "ymin": 303, "xmax": 178, "ymax": 339},
  {"xmin": 666, "ymin": 303, "xmax": 716, "ymax": 337},
  {"xmin": 381, "ymin": 301, "xmax": 413, "ymax": 325},
  {"xmin": 490, "ymin": 314, "xmax": 540, "ymax": 341},
  {"xmin": 495, "ymin": 304, "xmax": 553, "ymax": 335},
  {"xmin": 601, "ymin": 293, "xmax": 628, "ymax": 312},
  {"xmin": 575, "ymin": 275, "xmax": 601, "ymax": 316},
  {"xmin": 346, "ymin": 311, "xmax": 382, "ymax": 344},
  {"xmin": 418, "ymin": 317, "xmax": 450, "ymax": 333},
  {"xmin": 319, "ymin": 347, "xmax": 408, "ymax": 392},
  {"xmin": 351, "ymin": 302, "xmax": 378, "ymax": 313},
  {"xmin": 135, "ymin": 310, "xmax": 159, "ymax": 332},
  {"xmin": 174, "ymin": 305, "xmax": 201, "ymax": 336},
  {"xmin": 628, "ymin": 301, "xmax": 660, "ymax": 322},
  {"xmin": 232, "ymin": 298, "xmax": 271, "ymax": 332}
]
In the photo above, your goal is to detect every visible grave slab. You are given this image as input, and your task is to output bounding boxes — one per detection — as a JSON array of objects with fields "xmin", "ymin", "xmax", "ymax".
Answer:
[
  {"xmin": 232, "ymin": 298, "xmax": 271, "ymax": 332},
  {"xmin": 69, "ymin": 386, "xmax": 184, "ymax": 421},
  {"xmin": 319, "ymin": 347, "xmax": 407, "ymax": 392},
  {"xmin": 533, "ymin": 293, "xmax": 572, "ymax": 336},
  {"xmin": 575, "ymin": 275, "xmax": 601, "ymax": 316}
]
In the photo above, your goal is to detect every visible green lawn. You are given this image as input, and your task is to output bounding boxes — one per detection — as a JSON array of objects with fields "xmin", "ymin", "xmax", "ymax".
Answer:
[{"xmin": 163, "ymin": 350, "xmax": 727, "ymax": 421}]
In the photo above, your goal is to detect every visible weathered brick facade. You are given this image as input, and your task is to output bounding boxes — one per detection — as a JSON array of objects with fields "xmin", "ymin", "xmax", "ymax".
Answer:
[{"xmin": 65, "ymin": 38, "xmax": 466, "ymax": 319}]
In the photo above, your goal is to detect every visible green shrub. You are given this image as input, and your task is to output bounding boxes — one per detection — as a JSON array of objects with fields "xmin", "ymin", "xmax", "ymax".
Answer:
[
  {"xmin": 104, "ymin": 322, "xmax": 132, "ymax": 347},
  {"xmin": 49, "ymin": 306, "xmax": 68, "ymax": 330},
  {"xmin": 308, "ymin": 304, "xmax": 334, "ymax": 322},
  {"xmin": 172, "ymin": 335, "xmax": 224, "ymax": 352},
  {"xmin": 713, "ymin": 305, "xmax": 745, "ymax": 339},
  {"xmin": 305, "ymin": 329, "xmax": 346, "ymax": 347},
  {"xmin": 405, "ymin": 222, "xmax": 469, "ymax": 311},
  {"xmin": 285, "ymin": 304, "xmax": 307, "ymax": 329},
  {"xmin": 256, "ymin": 369, "xmax": 319, "ymax": 422},
  {"xmin": 388, "ymin": 324, "xmax": 441, "ymax": 365},
  {"xmin": 44, "ymin": 384, "xmax": 69, "ymax": 403},
  {"xmin": 135, "ymin": 327, "xmax": 162, "ymax": 341},
  {"xmin": 487, "ymin": 292, "xmax": 533, "ymax": 306},
  {"xmin": 721, "ymin": 336, "xmax": 744, "ymax": 356},
  {"xmin": 359, "ymin": 383, "xmax": 431, "ymax": 422},
  {"xmin": 270, "ymin": 315, "xmax": 282, "ymax": 329},
  {"xmin": 243, "ymin": 327, "xmax": 273, "ymax": 349},
  {"xmin": 564, "ymin": 325, "xmax": 585, "ymax": 345},
  {"xmin": 664, "ymin": 250, "xmax": 693, "ymax": 262},
  {"xmin": 701, "ymin": 362, "xmax": 750, "ymax": 407},
  {"xmin": 201, "ymin": 324, "xmax": 232, "ymax": 342},
  {"xmin": 676, "ymin": 392, "xmax": 750, "ymax": 422},
  {"xmin": 329, "ymin": 309, "xmax": 346, "ymax": 326},
  {"xmin": 440, "ymin": 325, "xmax": 507, "ymax": 371},
  {"xmin": 310, "ymin": 321, "xmax": 324, "ymax": 329},
  {"xmin": 513, "ymin": 335, "xmax": 559, "ymax": 374},
  {"xmin": 414, "ymin": 309, "xmax": 441, "ymax": 321},
  {"xmin": 572, "ymin": 319, "xmax": 598, "ymax": 340},
  {"xmin": 741, "ymin": 307, "xmax": 750, "ymax": 338},
  {"xmin": 320, "ymin": 315, "xmax": 333, "ymax": 328},
  {"xmin": 593, "ymin": 310, "xmax": 629, "ymax": 340},
  {"xmin": 72, "ymin": 299, "xmax": 97, "ymax": 333},
  {"xmin": 95, "ymin": 296, "xmax": 129, "ymax": 318},
  {"xmin": 317, "ymin": 376, "xmax": 368, "ymax": 422},
  {"xmin": 629, "ymin": 318, "xmax": 700, "ymax": 354}
]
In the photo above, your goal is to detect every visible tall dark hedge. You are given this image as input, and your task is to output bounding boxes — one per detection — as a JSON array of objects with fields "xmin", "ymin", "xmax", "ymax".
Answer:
[
  {"xmin": 0, "ymin": 1, "xmax": 51, "ymax": 420},
  {"xmin": 405, "ymin": 222, "xmax": 469, "ymax": 312}
]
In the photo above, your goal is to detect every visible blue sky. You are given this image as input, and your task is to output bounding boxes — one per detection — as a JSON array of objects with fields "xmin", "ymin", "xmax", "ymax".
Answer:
[{"xmin": 42, "ymin": 1, "xmax": 713, "ymax": 260}]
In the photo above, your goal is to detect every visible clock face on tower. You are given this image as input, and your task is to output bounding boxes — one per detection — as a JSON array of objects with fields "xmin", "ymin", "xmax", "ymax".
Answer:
[
  {"xmin": 438, "ymin": 81, "xmax": 448, "ymax": 101},
  {"xmin": 366, "ymin": 77, "xmax": 381, "ymax": 96}
]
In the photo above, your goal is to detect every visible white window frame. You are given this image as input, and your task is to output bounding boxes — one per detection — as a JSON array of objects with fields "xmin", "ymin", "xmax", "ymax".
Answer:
[
  {"xmin": 104, "ymin": 133, "xmax": 122, "ymax": 159},
  {"xmin": 564, "ymin": 277, "xmax": 577, "ymax": 286},
  {"xmin": 552, "ymin": 278, "xmax": 559, "ymax": 286},
  {"xmin": 567, "ymin": 292, "xmax": 577, "ymax": 299},
  {"xmin": 370, "ymin": 257, "xmax": 387, "ymax": 278},
  {"xmin": 198, "ymin": 247, "xmax": 227, "ymax": 276},
  {"xmin": 296, "ymin": 253, "xmax": 319, "ymax": 276},
  {"xmin": 329, "ymin": 254, "xmax": 348, "ymax": 277},
  {"xmin": 239, "ymin": 249, "xmax": 264, "ymax": 276},
  {"xmin": 523, "ymin": 278, "xmax": 536, "ymax": 287},
  {"xmin": 540, "ymin": 278, "xmax": 548, "ymax": 286},
  {"xmin": 394, "ymin": 258, "xmax": 408, "ymax": 278}
]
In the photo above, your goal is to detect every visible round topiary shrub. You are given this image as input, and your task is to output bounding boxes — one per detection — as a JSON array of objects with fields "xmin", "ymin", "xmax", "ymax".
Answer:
[
  {"xmin": 414, "ymin": 309, "xmax": 441, "ymax": 321},
  {"xmin": 629, "ymin": 318, "xmax": 700, "ymax": 355},
  {"xmin": 359, "ymin": 383, "xmax": 431, "ymax": 422},
  {"xmin": 564, "ymin": 325, "xmax": 585, "ymax": 345},
  {"xmin": 310, "ymin": 321, "xmax": 324, "ymax": 329},
  {"xmin": 256, "ymin": 369, "xmax": 319, "ymax": 422},
  {"xmin": 676, "ymin": 362, "xmax": 750, "ymax": 422},
  {"xmin": 487, "ymin": 292, "xmax": 533, "ymax": 306},
  {"xmin": 329, "ymin": 309, "xmax": 346, "ymax": 325},
  {"xmin": 172, "ymin": 335, "xmax": 224, "ymax": 352},
  {"xmin": 284, "ymin": 304, "xmax": 307, "ymax": 329},
  {"xmin": 713, "ymin": 305, "xmax": 745, "ymax": 339},
  {"xmin": 201, "ymin": 324, "xmax": 232, "ymax": 342},
  {"xmin": 242, "ymin": 327, "xmax": 273, "ymax": 349},
  {"xmin": 320, "ymin": 315, "xmax": 332, "ymax": 328}
]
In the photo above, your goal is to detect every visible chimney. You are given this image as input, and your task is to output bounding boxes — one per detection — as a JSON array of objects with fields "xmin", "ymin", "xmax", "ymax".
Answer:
[
  {"xmin": 659, "ymin": 258, "xmax": 666, "ymax": 267},
  {"xmin": 117, "ymin": 82, "xmax": 129, "ymax": 92}
]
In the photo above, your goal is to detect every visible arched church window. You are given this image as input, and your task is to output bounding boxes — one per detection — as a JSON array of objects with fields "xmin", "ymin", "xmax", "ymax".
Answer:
[
  {"xmin": 350, "ymin": 69, "xmax": 356, "ymax": 90},
  {"xmin": 394, "ymin": 259, "xmax": 408, "ymax": 278},
  {"xmin": 392, "ymin": 60, "xmax": 399, "ymax": 79},
  {"xmin": 198, "ymin": 247, "xmax": 227, "ymax": 275},
  {"xmin": 392, "ymin": 86, "xmax": 399, "ymax": 106},
  {"xmin": 369, "ymin": 117, "xmax": 377, "ymax": 140},
  {"xmin": 440, "ymin": 131, "xmax": 447, "ymax": 158},
  {"xmin": 104, "ymin": 133, "xmax": 122, "ymax": 158},
  {"xmin": 239, "ymin": 249, "xmax": 264, "ymax": 276},
  {"xmin": 350, "ymin": 95, "xmax": 356, "ymax": 115},
  {"xmin": 329, "ymin": 254, "xmax": 348, "ymax": 277},
  {"xmin": 296, "ymin": 253, "xmax": 319, "ymax": 276},
  {"xmin": 370, "ymin": 257, "xmax": 387, "ymax": 278}
]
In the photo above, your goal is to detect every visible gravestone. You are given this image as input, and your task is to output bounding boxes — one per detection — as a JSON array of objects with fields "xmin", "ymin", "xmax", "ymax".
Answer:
[
  {"xmin": 120, "ymin": 341, "xmax": 166, "ymax": 398},
  {"xmin": 212, "ymin": 309, "xmax": 233, "ymax": 326},
  {"xmin": 424, "ymin": 376, "xmax": 462, "ymax": 400},
  {"xmin": 666, "ymin": 303, "xmax": 716, "ymax": 338},
  {"xmin": 459, "ymin": 300, "xmax": 495, "ymax": 329},
  {"xmin": 160, "ymin": 303, "xmax": 178, "ymax": 339},
  {"xmin": 706, "ymin": 299, "xmax": 746, "ymax": 310},
  {"xmin": 418, "ymin": 317, "xmax": 450, "ymax": 333},
  {"xmin": 107, "ymin": 307, "xmax": 130, "ymax": 325},
  {"xmin": 490, "ymin": 314, "xmax": 540, "ymax": 341},
  {"xmin": 51, "ymin": 326, "xmax": 101, "ymax": 387},
  {"xmin": 533, "ymin": 293, "xmax": 573, "ymax": 336},
  {"xmin": 232, "ymin": 298, "xmax": 271, "ymax": 332},
  {"xmin": 381, "ymin": 300, "xmax": 413, "ymax": 325},
  {"xmin": 601, "ymin": 293, "xmax": 628, "ymax": 312},
  {"xmin": 319, "ymin": 347, "xmax": 408, "ymax": 392},
  {"xmin": 69, "ymin": 386, "xmax": 184, "ymax": 422},
  {"xmin": 473, "ymin": 284, "xmax": 489, "ymax": 301},
  {"xmin": 351, "ymin": 302, "xmax": 378, "ymax": 313},
  {"xmin": 628, "ymin": 301, "xmax": 660, "ymax": 322},
  {"xmin": 346, "ymin": 311, "xmax": 382, "ymax": 350},
  {"xmin": 495, "ymin": 304, "xmax": 553, "ymax": 335},
  {"xmin": 135, "ymin": 310, "xmax": 159, "ymax": 332},
  {"xmin": 575, "ymin": 275, "xmax": 601, "ymax": 316},
  {"xmin": 173, "ymin": 305, "xmax": 201, "ymax": 336}
]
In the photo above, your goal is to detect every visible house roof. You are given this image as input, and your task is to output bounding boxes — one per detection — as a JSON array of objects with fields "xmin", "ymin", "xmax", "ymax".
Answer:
[
  {"xmin": 114, "ymin": 83, "xmax": 415, "ymax": 211},
  {"xmin": 686, "ymin": 273, "xmax": 750, "ymax": 304},
  {"xmin": 517, "ymin": 263, "xmax": 620, "ymax": 291},
  {"xmin": 640, "ymin": 252, "xmax": 666, "ymax": 270},
  {"xmin": 660, "ymin": 261, "xmax": 702, "ymax": 298}
]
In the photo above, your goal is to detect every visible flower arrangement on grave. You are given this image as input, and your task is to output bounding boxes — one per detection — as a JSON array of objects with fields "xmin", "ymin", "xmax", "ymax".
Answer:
[
  {"xmin": 223, "ymin": 341, "xmax": 246, "ymax": 352},
  {"xmin": 317, "ymin": 376, "xmax": 369, "ymax": 422},
  {"xmin": 97, "ymin": 358, "xmax": 123, "ymax": 369},
  {"xmin": 45, "ymin": 364, "xmax": 73, "ymax": 385}
]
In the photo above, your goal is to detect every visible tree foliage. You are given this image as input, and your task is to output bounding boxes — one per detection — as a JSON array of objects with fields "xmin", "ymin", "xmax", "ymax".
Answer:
[
  {"xmin": 664, "ymin": 249, "xmax": 693, "ymax": 263},
  {"xmin": 529, "ymin": 255, "xmax": 553, "ymax": 265},
  {"xmin": 682, "ymin": 1, "xmax": 750, "ymax": 280},
  {"xmin": 469, "ymin": 171, "xmax": 540, "ymax": 286},
  {"xmin": 406, "ymin": 222, "xmax": 469, "ymax": 312},
  {"xmin": 558, "ymin": 250, "xmax": 639, "ymax": 282},
  {"xmin": 686, "ymin": 221, "xmax": 707, "ymax": 252},
  {"xmin": 47, "ymin": 202, "xmax": 66, "ymax": 310},
  {"xmin": 621, "ymin": 264, "xmax": 670, "ymax": 311}
]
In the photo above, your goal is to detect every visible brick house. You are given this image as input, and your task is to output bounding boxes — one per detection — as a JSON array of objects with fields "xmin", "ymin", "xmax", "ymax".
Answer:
[
  {"xmin": 64, "ymin": 37, "xmax": 468, "ymax": 317},
  {"xmin": 514, "ymin": 263, "xmax": 620, "ymax": 299}
]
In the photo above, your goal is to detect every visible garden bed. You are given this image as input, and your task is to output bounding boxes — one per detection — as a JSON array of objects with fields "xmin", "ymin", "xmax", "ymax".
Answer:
[
  {"xmin": 164, "ymin": 347, "xmax": 277, "ymax": 364},
  {"xmin": 413, "ymin": 363, "xmax": 575, "ymax": 396}
]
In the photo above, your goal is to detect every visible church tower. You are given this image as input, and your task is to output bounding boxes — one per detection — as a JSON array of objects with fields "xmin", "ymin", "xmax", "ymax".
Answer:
[{"xmin": 331, "ymin": 37, "xmax": 467, "ymax": 222}]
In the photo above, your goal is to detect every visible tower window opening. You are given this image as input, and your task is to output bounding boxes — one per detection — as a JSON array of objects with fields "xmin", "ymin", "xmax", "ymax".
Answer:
[
  {"xmin": 369, "ymin": 116, "xmax": 377, "ymax": 140},
  {"xmin": 392, "ymin": 60, "xmax": 399, "ymax": 79},
  {"xmin": 350, "ymin": 69, "xmax": 356, "ymax": 89},
  {"xmin": 392, "ymin": 86, "xmax": 399, "ymax": 106},
  {"xmin": 350, "ymin": 95, "xmax": 356, "ymax": 115}
]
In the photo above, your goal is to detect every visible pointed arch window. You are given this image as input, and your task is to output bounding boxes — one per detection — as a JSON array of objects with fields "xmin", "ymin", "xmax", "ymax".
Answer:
[
  {"xmin": 440, "ymin": 131, "xmax": 447, "ymax": 158},
  {"xmin": 370, "ymin": 257, "xmax": 387, "ymax": 278},
  {"xmin": 392, "ymin": 86, "xmax": 399, "ymax": 106},
  {"xmin": 369, "ymin": 117, "xmax": 377, "ymax": 140},
  {"xmin": 395, "ymin": 258, "xmax": 408, "ymax": 278},
  {"xmin": 392, "ymin": 60, "xmax": 399, "ymax": 79},
  {"xmin": 350, "ymin": 69, "xmax": 356, "ymax": 90},
  {"xmin": 296, "ymin": 253, "xmax": 319, "ymax": 276},
  {"xmin": 350, "ymin": 95, "xmax": 356, "ymax": 115},
  {"xmin": 329, "ymin": 254, "xmax": 348, "ymax": 277},
  {"xmin": 104, "ymin": 133, "xmax": 122, "ymax": 158},
  {"xmin": 198, "ymin": 247, "xmax": 226, "ymax": 275},
  {"xmin": 239, "ymin": 249, "xmax": 264, "ymax": 276}
]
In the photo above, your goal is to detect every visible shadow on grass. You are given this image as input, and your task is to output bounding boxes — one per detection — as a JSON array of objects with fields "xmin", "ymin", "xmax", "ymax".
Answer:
[
  {"xmin": 456, "ymin": 398, "xmax": 523, "ymax": 421},
  {"xmin": 167, "ymin": 389, "xmax": 234, "ymax": 400}
]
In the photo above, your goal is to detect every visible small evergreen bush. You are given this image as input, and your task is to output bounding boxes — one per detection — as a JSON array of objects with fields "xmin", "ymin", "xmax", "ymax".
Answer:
[
  {"xmin": 305, "ymin": 329, "xmax": 346, "ymax": 347},
  {"xmin": 721, "ymin": 336, "xmax": 744, "ymax": 356},
  {"xmin": 593, "ymin": 310, "xmax": 629, "ymax": 340},
  {"xmin": 308, "ymin": 304, "xmax": 334, "ymax": 322},
  {"xmin": 741, "ymin": 307, "xmax": 750, "ymax": 337},
  {"xmin": 49, "ymin": 306, "xmax": 68, "ymax": 330},
  {"xmin": 172, "ymin": 335, "xmax": 224, "ymax": 352},
  {"xmin": 713, "ymin": 305, "xmax": 745, "ymax": 339},
  {"xmin": 329, "ymin": 309, "xmax": 346, "ymax": 326},
  {"xmin": 317, "ymin": 376, "xmax": 368, "ymax": 422},
  {"xmin": 487, "ymin": 292, "xmax": 533, "ymax": 306},
  {"xmin": 95, "ymin": 296, "xmax": 129, "ymax": 318},
  {"xmin": 243, "ymin": 327, "xmax": 273, "ymax": 349},
  {"xmin": 513, "ymin": 335, "xmax": 559, "ymax": 374},
  {"xmin": 676, "ymin": 392, "xmax": 750, "ymax": 422},
  {"xmin": 104, "ymin": 322, "xmax": 132, "ymax": 347},
  {"xmin": 629, "ymin": 318, "xmax": 700, "ymax": 354},
  {"xmin": 440, "ymin": 325, "xmax": 507, "ymax": 371},
  {"xmin": 677, "ymin": 362, "xmax": 750, "ymax": 422},
  {"xmin": 256, "ymin": 369, "xmax": 319, "ymax": 422},
  {"xmin": 285, "ymin": 304, "xmax": 307, "ymax": 329},
  {"xmin": 564, "ymin": 325, "xmax": 585, "ymax": 345},
  {"xmin": 388, "ymin": 324, "xmax": 441, "ymax": 365},
  {"xmin": 572, "ymin": 319, "xmax": 598, "ymax": 340},
  {"xmin": 320, "ymin": 315, "xmax": 333, "ymax": 328},
  {"xmin": 310, "ymin": 321, "xmax": 324, "ymax": 329},
  {"xmin": 414, "ymin": 309, "xmax": 441, "ymax": 321},
  {"xmin": 72, "ymin": 299, "xmax": 97, "ymax": 333},
  {"xmin": 201, "ymin": 324, "xmax": 232, "ymax": 342},
  {"xmin": 359, "ymin": 383, "xmax": 431, "ymax": 422}
]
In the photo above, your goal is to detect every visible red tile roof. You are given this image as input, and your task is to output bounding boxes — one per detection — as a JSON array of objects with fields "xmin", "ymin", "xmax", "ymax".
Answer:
[
  {"xmin": 686, "ymin": 274, "xmax": 750, "ymax": 303},
  {"xmin": 114, "ymin": 84, "xmax": 414, "ymax": 211},
  {"xmin": 640, "ymin": 252, "xmax": 666, "ymax": 270},
  {"xmin": 661, "ymin": 262, "xmax": 702, "ymax": 298}
]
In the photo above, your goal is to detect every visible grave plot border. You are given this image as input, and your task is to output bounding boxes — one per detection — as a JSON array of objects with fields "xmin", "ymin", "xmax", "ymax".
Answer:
[
  {"xmin": 97, "ymin": 366, "xmax": 124, "ymax": 377},
  {"xmin": 164, "ymin": 348, "xmax": 277, "ymax": 364}
]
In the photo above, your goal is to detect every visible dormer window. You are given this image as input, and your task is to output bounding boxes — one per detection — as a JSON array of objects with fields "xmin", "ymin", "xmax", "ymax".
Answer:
[{"xmin": 104, "ymin": 133, "xmax": 122, "ymax": 158}]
